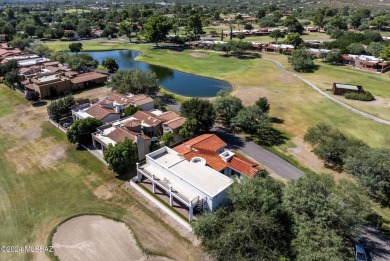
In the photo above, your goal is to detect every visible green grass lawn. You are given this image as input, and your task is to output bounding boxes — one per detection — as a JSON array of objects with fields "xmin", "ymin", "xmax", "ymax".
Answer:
[
  {"xmin": 0, "ymin": 85, "xmax": 204, "ymax": 261},
  {"xmin": 262, "ymin": 52, "xmax": 390, "ymax": 121},
  {"xmin": 47, "ymin": 40, "xmax": 390, "ymax": 149},
  {"xmin": 0, "ymin": 86, "xmax": 28, "ymax": 117}
]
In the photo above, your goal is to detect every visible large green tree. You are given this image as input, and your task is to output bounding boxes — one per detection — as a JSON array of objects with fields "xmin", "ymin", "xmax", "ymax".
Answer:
[
  {"xmin": 68, "ymin": 42, "xmax": 83, "ymax": 53},
  {"xmin": 367, "ymin": 42, "xmax": 385, "ymax": 57},
  {"xmin": 269, "ymin": 29, "xmax": 285, "ymax": 44},
  {"xmin": 213, "ymin": 91, "xmax": 243, "ymax": 127},
  {"xmin": 108, "ymin": 69, "xmax": 159, "ymax": 95},
  {"xmin": 179, "ymin": 118, "xmax": 199, "ymax": 139},
  {"xmin": 31, "ymin": 43, "xmax": 53, "ymax": 57},
  {"xmin": 160, "ymin": 131, "xmax": 175, "ymax": 146},
  {"xmin": 288, "ymin": 49, "xmax": 316, "ymax": 72},
  {"xmin": 345, "ymin": 148, "xmax": 390, "ymax": 204},
  {"xmin": 58, "ymin": 53, "xmax": 98, "ymax": 72},
  {"xmin": 284, "ymin": 173, "xmax": 369, "ymax": 260},
  {"xmin": 187, "ymin": 13, "xmax": 204, "ymax": 40},
  {"xmin": 67, "ymin": 118, "xmax": 102, "ymax": 144},
  {"xmin": 194, "ymin": 176, "xmax": 290, "ymax": 261},
  {"xmin": 304, "ymin": 123, "xmax": 367, "ymax": 168},
  {"xmin": 284, "ymin": 16, "xmax": 304, "ymax": 34},
  {"xmin": 101, "ymin": 57, "xmax": 119, "ymax": 73},
  {"xmin": 180, "ymin": 98, "xmax": 216, "ymax": 134},
  {"xmin": 284, "ymin": 32, "xmax": 303, "ymax": 47},
  {"xmin": 47, "ymin": 95, "xmax": 75, "ymax": 122},
  {"xmin": 381, "ymin": 45, "xmax": 390, "ymax": 60},
  {"xmin": 144, "ymin": 14, "xmax": 172, "ymax": 47},
  {"xmin": 104, "ymin": 138, "xmax": 138, "ymax": 174},
  {"xmin": 118, "ymin": 20, "xmax": 136, "ymax": 43},
  {"xmin": 231, "ymin": 105, "xmax": 271, "ymax": 135}
]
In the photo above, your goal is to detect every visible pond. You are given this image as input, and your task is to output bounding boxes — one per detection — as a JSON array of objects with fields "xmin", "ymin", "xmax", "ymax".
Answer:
[{"xmin": 78, "ymin": 50, "xmax": 232, "ymax": 97}]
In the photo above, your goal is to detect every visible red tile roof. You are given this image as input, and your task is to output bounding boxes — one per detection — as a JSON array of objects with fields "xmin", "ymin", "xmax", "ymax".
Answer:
[
  {"xmin": 227, "ymin": 155, "xmax": 259, "ymax": 178},
  {"xmin": 132, "ymin": 111, "xmax": 163, "ymax": 126},
  {"xmin": 106, "ymin": 126, "xmax": 150, "ymax": 143},
  {"xmin": 173, "ymin": 134, "xmax": 259, "ymax": 177},
  {"xmin": 85, "ymin": 105, "xmax": 117, "ymax": 120},
  {"xmin": 163, "ymin": 117, "xmax": 186, "ymax": 129},
  {"xmin": 71, "ymin": 72, "xmax": 108, "ymax": 84},
  {"xmin": 174, "ymin": 134, "xmax": 227, "ymax": 155},
  {"xmin": 130, "ymin": 94, "xmax": 154, "ymax": 106},
  {"xmin": 157, "ymin": 111, "xmax": 180, "ymax": 121}
]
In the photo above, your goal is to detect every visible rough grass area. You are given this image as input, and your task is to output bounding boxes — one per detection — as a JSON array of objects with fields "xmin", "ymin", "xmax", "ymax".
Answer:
[
  {"xmin": 0, "ymin": 86, "xmax": 28, "ymax": 117},
  {"xmin": 262, "ymin": 53, "xmax": 390, "ymax": 121},
  {"xmin": 0, "ymin": 85, "xmax": 206, "ymax": 261}
]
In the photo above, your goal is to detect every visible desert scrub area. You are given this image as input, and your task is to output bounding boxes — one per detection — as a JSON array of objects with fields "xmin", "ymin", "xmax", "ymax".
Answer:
[{"xmin": 0, "ymin": 84, "xmax": 206, "ymax": 261}]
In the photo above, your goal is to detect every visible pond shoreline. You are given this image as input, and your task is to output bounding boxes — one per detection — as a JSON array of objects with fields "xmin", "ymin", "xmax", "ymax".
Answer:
[{"xmin": 75, "ymin": 48, "xmax": 234, "ymax": 98}]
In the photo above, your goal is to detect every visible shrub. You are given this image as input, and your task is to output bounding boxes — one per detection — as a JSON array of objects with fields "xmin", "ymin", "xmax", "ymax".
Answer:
[{"xmin": 345, "ymin": 91, "xmax": 375, "ymax": 101}]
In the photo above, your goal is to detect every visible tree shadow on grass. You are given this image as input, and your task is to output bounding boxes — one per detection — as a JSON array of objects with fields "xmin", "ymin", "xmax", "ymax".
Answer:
[
  {"xmin": 297, "ymin": 64, "xmax": 320, "ymax": 73},
  {"xmin": 270, "ymin": 117, "xmax": 284, "ymax": 124},
  {"xmin": 116, "ymin": 167, "xmax": 137, "ymax": 181},
  {"xmin": 255, "ymin": 127, "xmax": 288, "ymax": 146},
  {"xmin": 32, "ymin": 101, "xmax": 47, "ymax": 107}
]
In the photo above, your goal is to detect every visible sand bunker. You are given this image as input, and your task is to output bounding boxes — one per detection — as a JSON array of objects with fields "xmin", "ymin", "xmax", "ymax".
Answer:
[{"xmin": 53, "ymin": 215, "xmax": 170, "ymax": 261}]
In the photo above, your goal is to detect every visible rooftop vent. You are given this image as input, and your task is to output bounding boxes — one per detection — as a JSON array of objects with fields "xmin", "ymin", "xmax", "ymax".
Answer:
[
  {"xmin": 191, "ymin": 157, "xmax": 206, "ymax": 165},
  {"xmin": 219, "ymin": 149, "xmax": 235, "ymax": 162}
]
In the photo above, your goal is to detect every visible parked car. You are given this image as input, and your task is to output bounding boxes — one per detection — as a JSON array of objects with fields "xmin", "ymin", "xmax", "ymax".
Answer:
[{"xmin": 354, "ymin": 243, "xmax": 368, "ymax": 261}]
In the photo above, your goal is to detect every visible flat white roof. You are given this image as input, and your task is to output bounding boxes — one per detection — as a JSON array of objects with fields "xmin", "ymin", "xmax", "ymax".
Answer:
[
  {"xmin": 335, "ymin": 84, "xmax": 359, "ymax": 90},
  {"xmin": 147, "ymin": 147, "xmax": 233, "ymax": 197},
  {"xmin": 38, "ymin": 74, "xmax": 61, "ymax": 83},
  {"xmin": 73, "ymin": 109, "xmax": 93, "ymax": 120}
]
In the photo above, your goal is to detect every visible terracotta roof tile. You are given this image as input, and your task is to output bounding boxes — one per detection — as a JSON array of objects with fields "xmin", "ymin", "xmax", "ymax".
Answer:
[
  {"xmin": 106, "ymin": 93, "xmax": 132, "ymax": 105},
  {"xmin": 106, "ymin": 126, "xmax": 150, "ymax": 143},
  {"xmin": 71, "ymin": 72, "xmax": 108, "ymax": 84},
  {"xmin": 227, "ymin": 155, "xmax": 259, "ymax": 178},
  {"xmin": 85, "ymin": 105, "xmax": 117, "ymax": 120},
  {"xmin": 107, "ymin": 127, "xmax": 138, "ymax": 143},
  {"xmin": 132, "ymin": 111, "xmax": 163, "ymax": 126},
  {"xmin": 173, "ymin": 134, "xmax": 259, "ymax": 177},
  {"xmin": 163, "ymin": 117, "xmax": 186, "ymax": 129},
  {"xmin": 157, "ymin": 111, "xmax": 180, "ymax": 121},
  {"xmin": 123, "ymin": 119, "xmax": 141, "ymax": 128}
]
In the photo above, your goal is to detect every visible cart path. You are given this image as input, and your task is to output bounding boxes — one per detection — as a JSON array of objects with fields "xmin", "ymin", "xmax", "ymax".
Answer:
[{"xmin": 264, "ymin": 58, "xmax": 390, "ymax": 125}]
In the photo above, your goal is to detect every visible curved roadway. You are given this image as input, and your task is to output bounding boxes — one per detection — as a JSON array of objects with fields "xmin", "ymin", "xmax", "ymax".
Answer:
[{"xmin": 263, "ymin": 58, "xmax": 390, "ymax": 125}]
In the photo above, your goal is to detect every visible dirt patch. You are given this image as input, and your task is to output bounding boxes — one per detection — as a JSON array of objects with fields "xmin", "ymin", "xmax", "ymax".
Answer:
[
  {"xmin": 286, "ymin": 137, "xmax": 352, "ymax": 181},
  {"xmin": 5, "ymin": 139, "xmax": 65, "ymax": 175},
  {"xmin": 189, "ymin": 52, "xmax": 206, "ymax": 58},
  {"xmin": 53, "ymin": 215, "xmax": 171, "ymax": 261},
  {"xmin": 74, "ymin": 86, "xmax": 112, "ymax": 101},
  {"xmin": 93, "ymin": 184, "xmax": 114, "ymax": 200}
]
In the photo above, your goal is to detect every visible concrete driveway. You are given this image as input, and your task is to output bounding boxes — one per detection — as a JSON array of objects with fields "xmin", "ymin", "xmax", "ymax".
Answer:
[
  {"xmin": 213, "ymin": 126, "xmax": 304, "ymax": 180},
  {"xmin": 362, "ymin": 226, "xmax": 390, "ymax": 261}
]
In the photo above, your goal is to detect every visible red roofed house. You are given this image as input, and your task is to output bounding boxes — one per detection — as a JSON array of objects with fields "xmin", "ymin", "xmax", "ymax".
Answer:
[
  {"xmin": 149, "ymin": 110, "xmax": 187, "ymax": 144},
  {"xmin": 72, "ymin": 100, "xmax": 121, "ymax": 124},
  {"xmin": 92, "ymin": 117, "xmax": 151, "ymax": 159},
  {"xmin": 71, "ymin": 72, "xmax": 108, "ymax": 89},
  {"xmin": 173, "ymin": 134, "xmax": 261, "ymax": 178}
]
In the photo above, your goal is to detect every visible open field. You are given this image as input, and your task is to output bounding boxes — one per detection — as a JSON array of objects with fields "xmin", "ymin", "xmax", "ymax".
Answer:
[
  {"xmin": 261, "ymin": 53, "xmax": 390, "ymax": 121},
  {"xmin": 0, "ymin": 84, "xmax": 206, "ymax": 261}
]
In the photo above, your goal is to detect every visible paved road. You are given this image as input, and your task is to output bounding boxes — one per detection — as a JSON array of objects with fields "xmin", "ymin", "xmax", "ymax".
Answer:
[
  {"xmin": 264, "ymin": 58, "xmax": 390, "ymax": 125},
  {"xmin": 213, "ymin": 126, "xmax": 305, "ymax": 180},
  {"xmin": 362, "ymin": 226, "xmax": 390, "ymax": 261}
]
